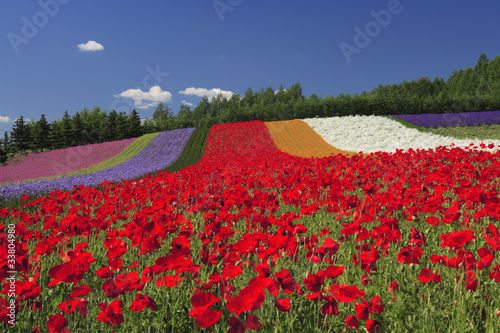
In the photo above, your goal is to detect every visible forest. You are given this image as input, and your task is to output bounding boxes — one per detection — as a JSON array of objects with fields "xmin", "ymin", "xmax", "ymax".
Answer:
[{"xmin": 1, "ymin": 53, "xmax": 499, "ymax": 163}]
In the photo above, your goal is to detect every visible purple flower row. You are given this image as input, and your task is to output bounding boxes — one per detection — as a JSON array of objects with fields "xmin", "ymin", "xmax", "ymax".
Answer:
[
  {"xmin": 0, "ymin": 128, "xmax": 195, "ymax": 200},
  {"xmin": 0, "ymin": 137, "xmax": 137, "ymax": 184},
  {"xmin": 385, "ymin": 111, "xmax": 500, "ymax": 128}
]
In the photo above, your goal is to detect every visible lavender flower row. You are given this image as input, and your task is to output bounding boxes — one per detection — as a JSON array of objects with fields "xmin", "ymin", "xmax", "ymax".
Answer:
[
  {"xmin": 0, "ymin": 128, "xmax": 195, "ymax": 200},
  {"xmin": 385, "ymin": 111, "xmax": 500, "ymax": 128}
]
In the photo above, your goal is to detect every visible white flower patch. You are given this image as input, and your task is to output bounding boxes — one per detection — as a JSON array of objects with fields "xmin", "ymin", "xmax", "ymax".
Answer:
[{"xmin": 303, "ymin": 115, "xmax": 500, "ymax": 153}]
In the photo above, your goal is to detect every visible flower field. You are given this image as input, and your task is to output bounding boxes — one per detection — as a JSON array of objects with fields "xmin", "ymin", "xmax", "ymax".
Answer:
[
  {"xmin": 0, "ymin": 138, "xmax": 137, "ymax": 185},
  {"xmin": 304, "ymin": 115, "xmax": 500, "ymax": 153},
  {"xmin": 0, "ymin": 128, "xmax": 194, "ymax": 201},
  {"xmin": 1, "ymin": 118, "xmax": 500, "ymax": 332},
  {"xmin": 57, "ymin": 133, "xmax": 160, "ymax": 178},
  {"xmin": 265, "ymin": 120, "xmax": 360, "ymax": 158},
  {"xmin": 427, "ymin": 124, "xmax": 500, "ymax": 142},
  {"xmin": 387, "ymin": 111, "xmax": 500, "ymax": 128}
]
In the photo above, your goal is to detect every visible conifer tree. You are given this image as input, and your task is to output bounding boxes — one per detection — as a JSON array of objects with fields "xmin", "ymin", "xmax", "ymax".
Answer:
[
  {"xmin": 35, "ymin": 114, "xmax": 51, "ymax": 151},
  {"xmin": 62, "ymin": 110, "xmax": 73, "ymax": 148},
  {"xmin": 128, "ymin": 109, "xmax": 142, "ymax": 138},
  {"xmin": 11, "ymin": 116, "xmax": 29, "ymax": 153}
]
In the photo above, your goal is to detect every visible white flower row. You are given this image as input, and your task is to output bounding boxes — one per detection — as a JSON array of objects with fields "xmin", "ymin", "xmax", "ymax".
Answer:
[{"xmin": 302, "ymin": 115, "xmax": 500, "ymax": 154}]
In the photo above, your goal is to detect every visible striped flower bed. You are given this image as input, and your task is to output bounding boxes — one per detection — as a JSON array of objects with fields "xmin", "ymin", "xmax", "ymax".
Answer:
[
  {"xmin": 386, "ymin": 110, "xmax": 500, "ymax": 128},
  {"xmin": 304, "ymin": 115, "xmax": 500, "ymax": 154},
  {"xmin": 56, "ymin": 133, "xmax": 160, "ymax": 177},
  {"xmin": 0, "ymin": 128, "xmax": 195, "ymax": 200},
  {"xmin": 265, "ymin": 120, "xmax": 361, "ymax": 158},
  {"xmin": 0, "ymin": 138, "xmax": 137, "ymax": 184}
]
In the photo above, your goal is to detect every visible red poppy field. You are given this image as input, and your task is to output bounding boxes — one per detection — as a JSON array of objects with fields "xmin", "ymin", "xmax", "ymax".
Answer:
[{"xmin": 1, "ymin": 121, "xmax": 500, "ymax": 332}]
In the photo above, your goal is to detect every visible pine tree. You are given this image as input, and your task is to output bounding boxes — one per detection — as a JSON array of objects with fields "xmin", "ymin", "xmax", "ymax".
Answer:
[
  {"xmin": 115, "ymin": 111, "xmax": 128, "ymax": 140},
  {"xmin": 72, "ymin": 112, "xmax": 84, "ymax": 146},
  {"xmin": 49, "ymin": 120, "xmax": 64, "ymax": 149},
  {"xmin": 62, "ymin": 110, "xmax": 73, "ymax": 148},
  {"xmin": 35, "ymin": 114, "xmax": 51, "ymax": 151},
  {"xmin": 152, "ymin": 102, "xmax": 170, "ymax": 121},
  {"xmin": 0, "ymin": 132, "xmax": 9, "ymax": 164},
  {"xmin": 1, "ymin": 132, "xmax": 10, "ymax": 153},
  {"xmin": 11, "ymin": 116, "xmax": 29, "ymax": 153},
  {"xmin": 0, "ymin": 147, "xmax": 6, "ymax": 164},
  {"xmin": 106, "ymin": 110, "xmax": 118, "ymax": 142},
  {"xmin": 128, "ymin": 109, "xmax": 142, "ymax": 138}
]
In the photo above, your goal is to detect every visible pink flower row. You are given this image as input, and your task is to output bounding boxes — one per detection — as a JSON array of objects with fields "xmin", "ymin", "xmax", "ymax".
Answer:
[{"xmin": 0, "ymin": 138, "xmax": 137, "ymax": 184}]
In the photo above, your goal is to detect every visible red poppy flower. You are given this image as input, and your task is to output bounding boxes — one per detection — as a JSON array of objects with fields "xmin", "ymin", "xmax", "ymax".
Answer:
[
  {"xmin": 188, "ymin": 291, "xmax": 222, "ymax": 327},
  {"xmin": 57, "ymin": 298, "xmax": 88, "ymax": 317},
  {"xmin": 489, "ymin": 264, "xmax": 500, "ymax": 282},
  {"xmin": 102, "ymin": 272, "xmax": 144, "ymax": 298},
  {"xmin": 418, "ymin": 268, "xmax": 442, "ymax": 284},
  {"xmin": 47, "ymin": 314, "xmax": 68, "ymax": 333},
  {"xmin": 321, "ymin": 295, "xmax": 339, "ymax": 315},
  {"xmin": 97, "ymin": 300, "xmax": 124, "ymax": 326},
  {"xmin": 440, "ymin": 230, "xmax": 476, "ymax": 250},
  {"xmin": 228, "ymin": 316, "xmax": 245, "ymax": 333},
  {"xmin": 130, "ymin": 293, "xmax": 158, "ymax": 312},
  {"xmin": 355, "ymin": 296, "xmax": 384, "ymax": 320},
  {"xmin": 325, "ymin": 265, "xmax": 345, "ymax": 279},
  {"xmin": 274, "ymin": 298, "xmax": 291, "ymax": 313},
  {"xmin": 457, "ymin": 271, "xmax": 478, "ymax": 292},
  {"xmin": 366, "ymin": 319, "xmax": 382, "ymax": 333},
  {"xmin": 345, "ymin": 315, "xmax": 359, "ymax": 329},
  {"xmin": 397, "ymin": 246, "xmax": 423, "ymax": 265},
  {"xmin": 95, "ymin": 266, "xmax": 114, "ymax": 279},
  {"xmin": 387, "ymin": 281, "xmax": 398, "ymax": 293},
  {"xmin": 273, "ymin": 269, "xmax": 296, "ymax": 294},
  {"xmin": 227, "ymin": 286, "xmax": 265, "ymax": 315},
  {"xmin": 303, "ymin": 271, "xmax": 325, "ymax": 293},
  {"xmin": 69, "ymin": 285, "xmax": 93, "ymax": 300},
  {"xmin": 245, "ymin": 314, "xmax": 262, "ymax": 330},
  {"xmin": 156, "ymin": 275, "xmax": 183, "ymax": 288},
  {"xmin": 331, "ymin": 283, "xmax": 366, "ymax": 303},
  {"xmin": 361, "ymin": 274, "xmax": 372, "ymax": 286}
]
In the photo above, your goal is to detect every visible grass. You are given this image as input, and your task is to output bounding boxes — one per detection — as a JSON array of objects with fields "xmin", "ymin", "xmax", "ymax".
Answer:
[
  {"xmin": 427, "ymin": 124, "xmax": 500, "ymax": 141},
  {"xmin": 159, "ymin": 127, "xmax": 209, "ymax": 173}
]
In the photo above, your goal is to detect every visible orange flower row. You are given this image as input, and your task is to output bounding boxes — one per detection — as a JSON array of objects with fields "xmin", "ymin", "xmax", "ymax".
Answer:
[{"xmin": 265, "ymin": 120, "xmax": 361, "ymax": 158}]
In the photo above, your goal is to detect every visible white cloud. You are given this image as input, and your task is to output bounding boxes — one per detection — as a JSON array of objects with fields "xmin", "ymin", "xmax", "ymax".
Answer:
[
  {"xmin": 77, "ymin": 40, "xmax": 104, "ymax": 52},
  {"xmin": 0, "ymin": 116, "xmax": 11, "ymax": 123},
  {"xmin": 181, "ymin": 100, "xmax": 193, "ymax": 107},
  {"xmin": 275, "ymin": 88, "xmax": 287, "ymax": 94},
  {"xmin": 114, "ymin": 85, "xmax": 172, "ymax": 109},
  {"xmin": 179, "ymin": 87, "xmax": 234, "ymax": 100}
]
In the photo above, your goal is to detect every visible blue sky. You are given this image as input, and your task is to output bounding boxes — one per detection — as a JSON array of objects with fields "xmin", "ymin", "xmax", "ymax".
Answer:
[{"xmin": 1, "ymin": 0, "xmax": 499, "ymax": 133}]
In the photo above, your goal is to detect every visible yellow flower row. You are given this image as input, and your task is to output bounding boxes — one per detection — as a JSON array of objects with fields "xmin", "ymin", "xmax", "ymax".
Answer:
[{"xmin": 265, "ymin": 119, "xmax": 361, "ymax": 158}]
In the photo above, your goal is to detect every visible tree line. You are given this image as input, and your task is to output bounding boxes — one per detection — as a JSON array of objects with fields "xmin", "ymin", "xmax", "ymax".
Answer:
[{"xmin": 1, "ymin": 53, "xmax": 499, "ymax": 164}]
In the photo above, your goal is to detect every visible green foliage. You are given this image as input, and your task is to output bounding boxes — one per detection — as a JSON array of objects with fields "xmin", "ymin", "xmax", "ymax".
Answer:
[
  {"xmin": 160, "ymin": 127, "xmax": 209, "ymax": 173},
  {"xmin": 0, "ymin": 132, "xmax": 10, "ymax": 154},
  {"xmin": 427, "ymin": 124, "xmax": 500, "ymax": 141},
  {"xmin": 11, "ymin": 115, "xmax": 29, "ymax": 153},
  {"xmin": 0, "ymin": 148, "xmax": 6, "ymax": 164},
  {"xmin": 128, "ymin": 109, "xmax": 143, "ymax": 138},
  {"xmin": 35, "ymin": 114, "xmax": 51, "ymax": 151},
  {"xmin": 387, "ymin": 116, "xmax": 428, "ymax": 133}
]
